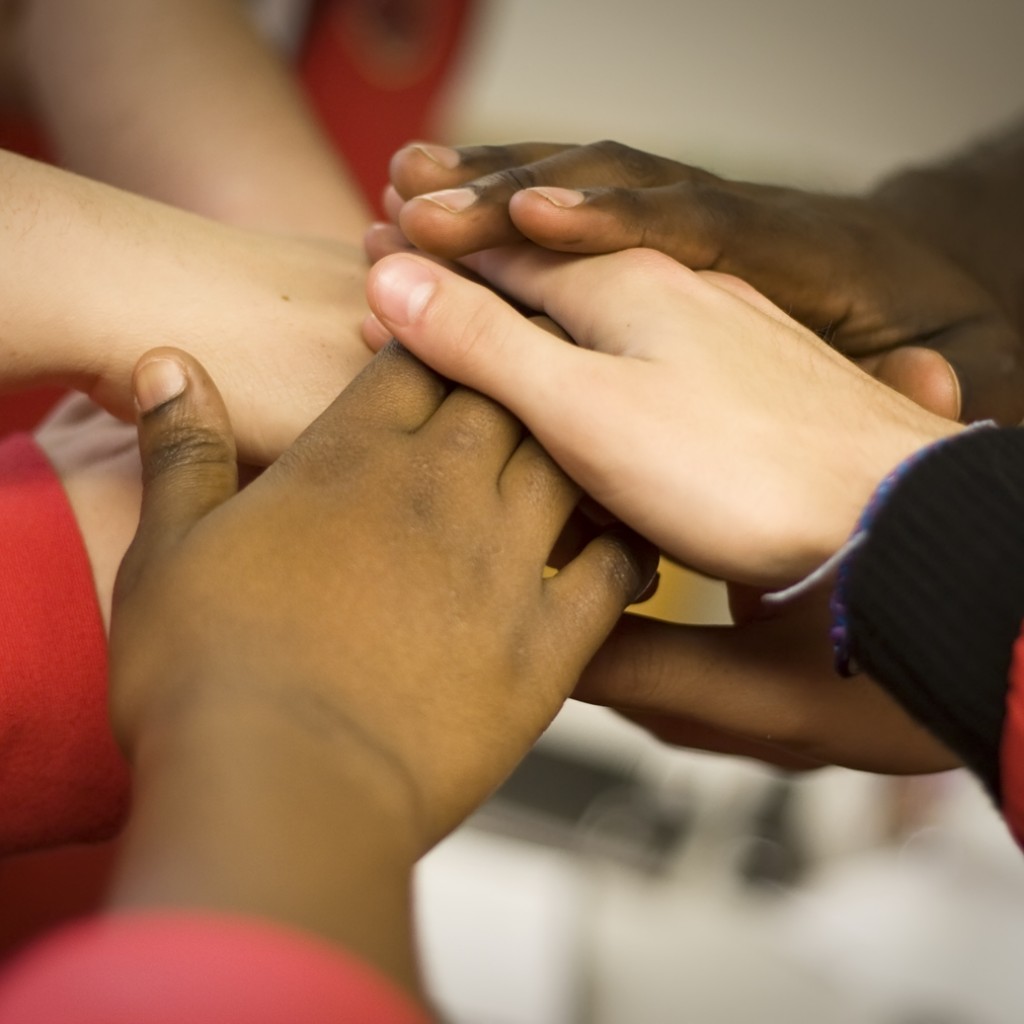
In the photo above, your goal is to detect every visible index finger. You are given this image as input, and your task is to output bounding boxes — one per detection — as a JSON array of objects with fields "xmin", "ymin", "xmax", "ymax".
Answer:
[{"xmin": 395, "ymin": 141, "xmax": 694, "ymax": 259}]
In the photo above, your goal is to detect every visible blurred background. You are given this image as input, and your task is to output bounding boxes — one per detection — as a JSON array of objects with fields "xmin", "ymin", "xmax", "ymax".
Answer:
[{"xmin": 408, "ymin": 2, "xmax": 1024, "ymax": 1022}]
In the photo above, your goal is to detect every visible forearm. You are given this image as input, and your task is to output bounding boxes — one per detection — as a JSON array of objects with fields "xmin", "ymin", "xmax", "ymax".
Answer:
[
  {"xmin": 0, "ymin": 147, "xmax": 360, "ymax": 427},
  {"xmin": 110, "ymin": 695, "xmax": 426, "ymax": 1003},
  {"xmin": 870, "ymin": 114, "xmax": 1024, "ymax": 336},
  {"xmin": 20, "ymin": 0, "xmax": 368, "ymax": 240}
]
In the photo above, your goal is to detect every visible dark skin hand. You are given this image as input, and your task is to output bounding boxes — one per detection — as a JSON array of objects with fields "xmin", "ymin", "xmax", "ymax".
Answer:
[
  {"xmin": 381, "ymin": 139, "xmax": 1024, "ymax": 424},
  {"xmin": 107, "ymin": 342, "xmax": 653, "ymax": 1001},
  {"xmin": 574, "ymin": 591, "xmax": 959, "ymax": 776}
]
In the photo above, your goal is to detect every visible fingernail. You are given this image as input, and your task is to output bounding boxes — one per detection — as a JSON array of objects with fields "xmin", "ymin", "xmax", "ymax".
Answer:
[
  {"xmin": 420, "ymin": 187, "xmax": 477, "ymax": 213},
  {"xmin": 372, "ymin": 256, "xmax": 438, "ymax": 326},
  {"xmin": 412, "ymin": 143, "xmax": 461, "ymax": 170},
  {"xmin": 633, "ymin": 570, "xmax": 661, "ymax": 604},
  {"xmin": 135, "ymin": 357, "xmax": 187, "ymax": 415},
  {"xmin": 531, "ymin": 186, "xmax": 586, "ymax": 208}
]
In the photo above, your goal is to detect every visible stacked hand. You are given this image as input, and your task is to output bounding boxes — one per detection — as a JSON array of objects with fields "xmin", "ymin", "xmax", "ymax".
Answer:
[
  {"xmin": 378, "ymin": 139, "xmax": 1024, "ymax": 424},
  {"xmin": 111, "ymin": 342, "xmax": 655, "ymax": 853},
  {"xmin": 362, "ymin": 244, "xmax": 961, "ymax": 775}
]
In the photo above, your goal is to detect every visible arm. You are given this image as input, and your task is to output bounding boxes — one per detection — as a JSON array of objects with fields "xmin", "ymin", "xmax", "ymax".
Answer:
[
  {"xmin": 870, "ymin": 115, "xmax": 1024, "ymax": 343},
  {"xmin": 0, "ymin": 147, "xmax": 369, "ymax": 465},
  {"xmin": 379, "ymin": 127, "xmax": 1024, "ymax": 423},
  {"xmin": 19, "ymin": 0, "xmax": 368, "ymax": 240},
  {"xmin": 0, "ymin": 342, "xmax": 651, "ymax": 1015}
]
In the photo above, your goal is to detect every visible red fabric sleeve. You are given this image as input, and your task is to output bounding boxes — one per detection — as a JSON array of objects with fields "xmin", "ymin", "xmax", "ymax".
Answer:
[
  {"xmin": 0, "ymin": 434, "xmax": 129, "ymax": 855},
  {"xmin": 1000, "ymin": 629, "xmax": 1024, "ymax": 848},
  {"xmin": 299, "ymin": 0, "xmax": 477, "ymax": 214},
  {"xmin": 0, "ymin": 911, "xmax": 432, "ymax": 1023}
]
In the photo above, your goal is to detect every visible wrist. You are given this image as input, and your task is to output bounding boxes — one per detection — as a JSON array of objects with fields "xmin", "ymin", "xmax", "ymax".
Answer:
[
  {"xmin": 115, "ymin": 688, "xmax": 425, "ymax": 993},
  {"xmin": 811, "ymin": 406, "xmax": 964, "ymax": 577}
]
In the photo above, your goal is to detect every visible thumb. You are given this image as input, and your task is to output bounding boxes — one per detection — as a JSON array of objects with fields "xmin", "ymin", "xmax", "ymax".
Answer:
[
  {"xmin": 120, "ymin": 348, "xmax": 237, "ymax": 585},
  {"xmin": 366, "ymin": 253, "xmax": 583, "ymax": 428},
  {"xmin": 869, "ymin": 346, "xmax": 961, "ymax": 420}
]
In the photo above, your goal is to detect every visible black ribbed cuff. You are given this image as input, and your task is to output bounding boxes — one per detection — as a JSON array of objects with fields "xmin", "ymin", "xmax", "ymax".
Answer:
[{"xmin": 844, "ymin": 427, "xmax": 1024, "ymax": 800}]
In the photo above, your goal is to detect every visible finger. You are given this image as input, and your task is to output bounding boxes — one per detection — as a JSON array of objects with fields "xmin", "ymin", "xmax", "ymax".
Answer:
[
  {"xmin": 126, "ymin": 347, "xmax": 237, "ymax": 566},
  {"xmin": 543, "ymin": 526, "xmax": 659, "ymax": 666},
  {"xmin": 364, "ymin": 221, "xmax": 416, "ymax": 264},
  {"xmin": 500, "ymin": 436, "xmax": 582, "ymax": 557},
  {"xmin": 574, "ymin": 613, "xmax": 959, "ymax": 775},
  {"xmin": 423, "ymin": 386, "xmax": 525, "ymax": 476},
  {"xmin": 619, "ymin": 709, "xmax": 827, "ymax": 772},
  {"xmin": 508, "ymin": 178, "xmax": 845, "ymax": 322},
  {"xmin": 503, "ymin": 177, "xmax": 738, "ymax": 266},
  {"xmin": 382, "ymin": 184, "xmax": 404, "ymax": 224},
  {"xmin": 362, "ymin": 312, "xmax": 393, "ymax": 352},
  {"xmin": 397, "ymin": 140, "xmax": 691, "ymax": 259},
  {"xmin": 366, "ymin": 253, "xmax": 591, "ymax": 431},
  {"xmin": 461, "ymin": 245, "xmax": 714, "ymax": 355},
  {"xmin": 389, "ymin": 141, "xmax": 573, "ymax": 199},
  {"xmin": 916, "ymin": 318, "xmax": 1024, "ymax": 425},
  {"xmin": 864, "ymin": 346, "xmax": 962, "ymax": 420}
]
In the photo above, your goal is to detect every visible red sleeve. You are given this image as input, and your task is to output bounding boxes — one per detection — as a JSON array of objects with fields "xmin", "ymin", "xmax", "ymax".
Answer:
[
  {"xmin": 1000, "ymin": 629, "xmax": 1024, "ymax": 848},
  {"xmin": 0, "ymin": 911, "xmax": 432, "ymax": 1023},
  {"xmin": 0, "ymin": 434, "xmax": 129, "ymax": 855},
  {"xmin": 299, "ymin": 0, "xmax": 478, "ymax": 213}
]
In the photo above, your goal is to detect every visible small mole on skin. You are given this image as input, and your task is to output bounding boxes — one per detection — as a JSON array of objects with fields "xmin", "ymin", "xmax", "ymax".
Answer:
[{"xmin": 281, "ymin": 294, "xmax": 291, "ymax": 301}]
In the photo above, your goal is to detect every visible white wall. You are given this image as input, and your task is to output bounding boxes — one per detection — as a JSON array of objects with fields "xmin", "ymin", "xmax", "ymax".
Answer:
[{"xmin": 443, "ymin": 0, "xmax": 1024, "ymax": 191}]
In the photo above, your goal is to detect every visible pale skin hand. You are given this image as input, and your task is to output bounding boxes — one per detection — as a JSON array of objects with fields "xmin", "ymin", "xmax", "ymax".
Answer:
[
  {"xmin": 364, "ymin": 247, "xmax": 962, "ymax": 589},
  {"xmin": 0, "ymin": 148, "xmax": 371, "ymax": 466},
  {"xmin": 362, "ymin": 247, "xmax": 965, "ymax": 775},
  {"xmin": 107, "ymin": 344, "xmax": 652, "ymax": 998},
  {"xmin": 378, "ymin": 138, "xmax": 1024, "ymax": 424}
]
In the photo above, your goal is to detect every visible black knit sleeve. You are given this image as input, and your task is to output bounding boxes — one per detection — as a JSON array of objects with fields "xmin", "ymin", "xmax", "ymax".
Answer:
[{"xmin": 843, "ymin": 427, "xmax": 1024, "ymax": 801}]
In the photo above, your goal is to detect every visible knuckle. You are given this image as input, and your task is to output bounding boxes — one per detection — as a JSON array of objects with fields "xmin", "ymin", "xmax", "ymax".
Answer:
[
  {"xmin": 609, "ymin": 246, "xmax": 690, "ymax": 282},
  {"xmin": 476, "ymin": 164, "xmax": 539, "ymax": 195},
  {"xmin": 143, "ymin": 424, "xmax": 231, "ymax": 484},
  {"xmin": 588, "ymin": 140, "xmax": 665, "ymax": 185},
  {"xmin": 458, "ymin": 143, "xmax": 523, "ymax": 172}
]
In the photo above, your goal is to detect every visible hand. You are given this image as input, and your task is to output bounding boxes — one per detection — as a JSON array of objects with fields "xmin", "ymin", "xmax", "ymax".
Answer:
[
  {"xmin": 110, "ymin": 342, "xmax": 654, "ymax": 851},
  {"xmin": 364, "ymin": 247, "xmax": 962, "ymax": 588},
  {"xmin": 34, "ymin": 394, "xmax": 141, "ymax": 632},
  {"xmin": 577, "ymin": 589, "xmax": 958, "ymax": 776},
  {"xmin": 383, "ymin": 140, "xmax": 1024, "ymax": 423}
]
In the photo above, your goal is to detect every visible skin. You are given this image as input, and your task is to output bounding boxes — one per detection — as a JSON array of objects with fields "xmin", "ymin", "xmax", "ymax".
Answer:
[
  {"xmin": 9, "ymin": 0, "xmax": 377, "ymax": 630},
  {"xmin": 106, "ymin": 344, "xmax": 653, "ymax": 1002},
  {"xmin": 18, "ymin": 0, "xmax": 369, "ymax": 240},
  {"xmin": 0, "ymin": 147, "xmax": 370, "ymax": 466},
  {"xmin": 362, "ymin": 246, "xmax": 962, "ymax": 774},
  {"xmin": 378, "ymin": 136, "xmax": 1024, "ymax": 424}
]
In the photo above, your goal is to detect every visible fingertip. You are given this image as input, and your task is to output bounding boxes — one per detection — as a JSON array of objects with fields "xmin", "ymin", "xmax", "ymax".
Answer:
[
  {"xmin": 382, "ymin": 184, "xmax": 404, "ymax": 223},
  {"xmin": 389, "ymin": 141, "xmax": 461, "ymax": 187},
  {"xmin": 408, "ymin": 142, "xmax": 461, "ymax": 171},
  {"xmin": 133, "ymin": 352, "xmax": 188, "ymax": 417},
  {"xmin": 364, "ymin": 221, "xmax": 414, "ymax": 263},
  {"xmin": 605, "ymin": 524, "xmax": 660, "ymax": 605},
  {"xmin": 362, "ymin": 312, "xmax": 394, "ymax": 352},
  {"xmin": 527, "ymin": 186, "xmax": 586, "ymax": 210},
  {"xmin": 875, "ymin": 347, "xmax": 962, "ymax": 421},
  {"xmin": 368, "ymin": 253, "xmax": 441, "ymax": 329}
]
